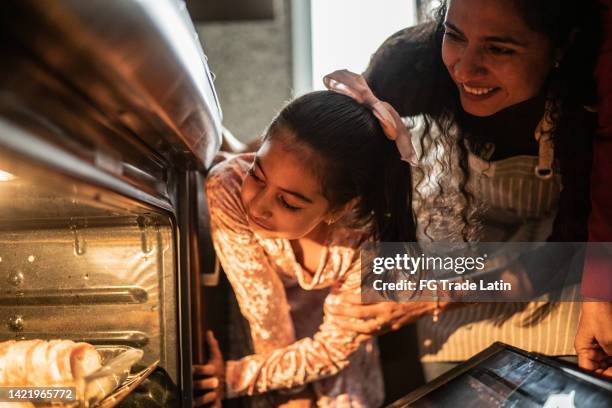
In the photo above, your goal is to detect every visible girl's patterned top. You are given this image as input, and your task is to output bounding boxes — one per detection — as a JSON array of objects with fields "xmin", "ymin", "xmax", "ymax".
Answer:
[{"xmin": 205, "ymin": 154, "xmax": 384, "ymax": 407}]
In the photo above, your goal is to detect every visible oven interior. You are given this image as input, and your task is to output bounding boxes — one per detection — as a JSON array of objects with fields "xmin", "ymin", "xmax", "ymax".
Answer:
[{"xmin": 0, "ymin": 143, "xmax": 180, "ymax": 406}]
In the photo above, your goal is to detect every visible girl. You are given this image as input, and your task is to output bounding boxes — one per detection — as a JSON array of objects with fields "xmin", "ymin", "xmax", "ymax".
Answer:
[{"xmin": 195, "ymin": 90, "xmax": 425, "ymax": 407}]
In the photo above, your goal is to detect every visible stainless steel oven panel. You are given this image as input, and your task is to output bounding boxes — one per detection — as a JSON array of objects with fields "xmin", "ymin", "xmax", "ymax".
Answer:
[
  {"xmin": 0, "ymin": 0, "xmax": 222, "ymax": 171},
  {"xmin": 0, "ymin": 119, "xmax": 174, "ymax": 216}
]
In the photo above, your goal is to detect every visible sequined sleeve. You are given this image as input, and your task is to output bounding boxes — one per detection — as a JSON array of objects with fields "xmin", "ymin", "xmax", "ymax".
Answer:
[{"xmin": 206, "ymin": 156, "xmax": 369, "ymax": 398}]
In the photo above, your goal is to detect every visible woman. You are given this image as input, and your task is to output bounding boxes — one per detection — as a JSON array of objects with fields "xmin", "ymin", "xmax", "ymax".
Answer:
[
  {"xmin": 576, "ymin": 0, "xmax": 612, "ymax": 379},
  {"xmin": 325, "ymin": 0, "xmax": 600, "ymax": 382},
  {"xmin": 194, "ymin": 91, "xmax": 423, "ymax": 407}
]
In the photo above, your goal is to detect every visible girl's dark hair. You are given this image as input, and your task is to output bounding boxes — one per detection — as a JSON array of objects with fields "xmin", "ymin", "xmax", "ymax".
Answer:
[
  {"xmin": 264, "ymin": 90, "xmax": 416, "ymax": 242},
  {"xmin": 365, "ymin": 0, "xmax": 600, "ymax": 243}
]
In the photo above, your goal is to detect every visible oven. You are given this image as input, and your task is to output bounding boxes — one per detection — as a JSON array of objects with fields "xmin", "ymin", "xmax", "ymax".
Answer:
[{"xmin": 0, "ymin": 0, "xmax": 221, "ymax": 405}]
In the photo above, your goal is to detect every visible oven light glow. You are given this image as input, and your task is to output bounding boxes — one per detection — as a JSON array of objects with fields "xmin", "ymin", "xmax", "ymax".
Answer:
[{"xmin": 0, "ymin": 169, "xmax": 15, "ymax": 181}]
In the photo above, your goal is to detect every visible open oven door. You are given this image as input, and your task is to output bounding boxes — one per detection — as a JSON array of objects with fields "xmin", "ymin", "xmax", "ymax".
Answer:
[{"xmin": 0, "ymin": 0, "xmax": 221, "ymax": 406}]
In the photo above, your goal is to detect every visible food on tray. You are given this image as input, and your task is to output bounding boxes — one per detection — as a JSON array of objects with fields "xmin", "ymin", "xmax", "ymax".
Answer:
[{"xmin": 0, "ymin": 339, "xmax": 102, "ymax": 387}]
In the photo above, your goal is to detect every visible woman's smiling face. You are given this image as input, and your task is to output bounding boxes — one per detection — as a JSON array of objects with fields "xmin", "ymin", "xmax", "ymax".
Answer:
[
  {"xmin": 240, "ymin": 128, "xmax": 333, "ymax": 240},
  {"xmin": 442, "ymin": 0, "xmax": 557, "ymax": 116}
]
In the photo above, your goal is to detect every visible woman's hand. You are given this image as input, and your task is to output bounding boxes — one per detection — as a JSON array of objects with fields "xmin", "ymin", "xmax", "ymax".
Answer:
[
  {"xmin": 325, "ymin": 293, "xmax": 439, "ymax": 336},
  {"xmin": 575, "ymin": 301, "xmax": 612, "ymax": 378},
  {"xmin": 193, "ymin": 331, "xmax": 225, "ymax": 407}
]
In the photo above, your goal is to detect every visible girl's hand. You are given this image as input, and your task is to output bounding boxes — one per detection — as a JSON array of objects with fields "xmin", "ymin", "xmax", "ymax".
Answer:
[
  {"xmin": 193, "ymin": 331, "xmax": 225, "ymax": 407},
  {"xmin": 325, "ymin": 293, "xmax": 439, "ymax": 336}
]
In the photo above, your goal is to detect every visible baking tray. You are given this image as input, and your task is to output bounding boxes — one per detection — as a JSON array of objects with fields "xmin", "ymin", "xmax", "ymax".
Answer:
[
  {"xmin": 40, "ymin": 345, "xmax": 154, "ymax": 408},
  {"xmin": 79, "ymin": 346, "xmax": 147, "ymax": 408},
  {"xmin": 388, "ymin": 342, "xmax": 612, "ymax": 407}
]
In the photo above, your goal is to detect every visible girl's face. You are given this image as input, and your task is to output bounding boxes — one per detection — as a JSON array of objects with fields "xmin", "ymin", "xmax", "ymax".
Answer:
[
  {"xmin": 240, "ymin": 129, "xmax": 334, "ymax": 240},
  {"xmin": 442, "ymin": 0, "xmax": 556, "ymax": 117}
]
